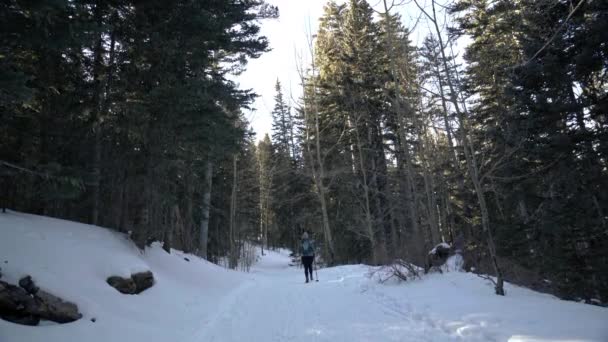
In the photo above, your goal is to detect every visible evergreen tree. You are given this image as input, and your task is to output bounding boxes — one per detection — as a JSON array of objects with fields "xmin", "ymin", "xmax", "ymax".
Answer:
[{"xmin": 1, "ymin": 0, "xmax": 277, "ymax": 260}]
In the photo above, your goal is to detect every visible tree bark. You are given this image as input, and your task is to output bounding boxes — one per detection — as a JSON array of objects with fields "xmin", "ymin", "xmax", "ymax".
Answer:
[
  {"xmin": 199, "ymin": 160, "xmax": 213, "ymax": 259},
  {"xmin": 90, "ymin": 2, "xmax": 104, "ymax": 226},
  {"xmin": 91, "ymin": 5, "xmax": 117, "ymax": 226},
  {"xmin": 229, "ymin": 155, "xmax": 238, "ymax": 269}
]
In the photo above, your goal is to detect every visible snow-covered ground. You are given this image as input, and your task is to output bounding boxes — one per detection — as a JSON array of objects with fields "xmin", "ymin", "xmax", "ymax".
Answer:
[{"xmin": 1, "ymin": 211, "xmax": 607, "ymax": 342}]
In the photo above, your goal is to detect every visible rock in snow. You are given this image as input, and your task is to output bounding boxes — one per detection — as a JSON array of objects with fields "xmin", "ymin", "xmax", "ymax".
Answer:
[
  {"xmin": 106, "ymin": 276, "xmax": 136, "ymax": 294},
  {"xmin": 132, "ymin": 271, "xmax": 154, "ymax": 293},
  {"xmin": 19, "ymin": 276, "xmax": 39, "ymax": 295},
  {"xmin": 107, "ymin": 271, "xmax": 154, "ymax": 294},
  {"xmin": 0, "ymin": 276, "xmax": 81, "ymax": 325},
  {"xmin": 35, "ymin": 289, "xmax": 82, "ymax": 323}
]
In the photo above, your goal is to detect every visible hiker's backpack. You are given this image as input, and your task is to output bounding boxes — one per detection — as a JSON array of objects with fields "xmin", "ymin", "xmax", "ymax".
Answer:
[{"xmin": 302, "ymin": 240, "xmax": 314, "ymax": 255}]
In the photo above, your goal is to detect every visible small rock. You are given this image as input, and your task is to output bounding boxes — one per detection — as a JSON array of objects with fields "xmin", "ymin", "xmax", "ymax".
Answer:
[
  {"xmin": 19, "ymin": 276, "xmax": 39, "ymax": 295},
  {"xmin": 91, "ymin": 317, "xmax": 96, "ymax": 323},
  {"xmin": 184, "ymin": 257, "xmax": 190, "ymax": 262}
]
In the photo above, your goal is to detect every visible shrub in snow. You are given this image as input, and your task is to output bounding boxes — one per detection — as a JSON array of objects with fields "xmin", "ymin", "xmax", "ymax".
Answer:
[
  {"xmin": 107, "ymin": 271, "xmax": 154, "ymax": 294},
  {"xmin": 369, "ymin": 259, "xmax": 422, "ymax": 284}
]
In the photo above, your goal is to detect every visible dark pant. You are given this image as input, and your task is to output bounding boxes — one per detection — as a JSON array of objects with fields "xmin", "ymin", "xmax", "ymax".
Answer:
[{"xmin": 302, "ymin": 256, "xmax": 314, "ymax": 280}]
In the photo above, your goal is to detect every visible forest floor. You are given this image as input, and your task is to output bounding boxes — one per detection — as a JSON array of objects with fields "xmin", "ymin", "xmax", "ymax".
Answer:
[{"xmin": 1, "ymin": 211, "xmax": 607, "ymax": 342}]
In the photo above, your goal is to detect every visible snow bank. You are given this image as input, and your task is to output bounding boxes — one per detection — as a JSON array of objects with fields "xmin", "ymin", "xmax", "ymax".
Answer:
[
  {"xmin": 360, "ymin": 266, "xmax": 608, "ymax": 341},
  {"xmin": 0, "ymin": 211, "xmax": 247, "ymax": 342},
  {"xmin": 441, "ymin": 253, "xmax": 464, "ymax": 272}
]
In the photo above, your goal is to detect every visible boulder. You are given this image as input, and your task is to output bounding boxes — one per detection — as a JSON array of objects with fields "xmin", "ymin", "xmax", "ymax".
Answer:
[
  {"xmin": 1, "ymin": 279, "xmax": 82, "ymax": 325},
  {"xmin": 107, "ymin": 271, "xmax": 154, "ymax": 294},
  {"xmin": 107, "ymin": 276, "xmax": 136, "ymax": 294}
]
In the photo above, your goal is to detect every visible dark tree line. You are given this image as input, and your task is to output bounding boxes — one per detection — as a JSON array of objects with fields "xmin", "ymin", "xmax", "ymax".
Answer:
[{"xmin": 0, "ymin": 0, "xmax": 277, "ymax": 264}]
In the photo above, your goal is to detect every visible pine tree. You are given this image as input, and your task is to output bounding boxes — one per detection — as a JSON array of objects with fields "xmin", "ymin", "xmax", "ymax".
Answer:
[{"xmin": 271, "ymin": 80, "xmax": 293, "ymax": 157}]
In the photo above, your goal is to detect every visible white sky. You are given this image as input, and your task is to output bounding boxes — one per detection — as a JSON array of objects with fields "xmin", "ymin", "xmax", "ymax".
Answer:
[{"xmin": 236, "ymin": 0, "xmax": 450, "ymax": 141}]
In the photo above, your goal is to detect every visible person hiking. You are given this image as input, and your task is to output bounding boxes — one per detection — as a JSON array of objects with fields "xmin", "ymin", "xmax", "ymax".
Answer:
[{"xmin": 300, "ymin": 232, "xmax": 315, "ymax": 283}]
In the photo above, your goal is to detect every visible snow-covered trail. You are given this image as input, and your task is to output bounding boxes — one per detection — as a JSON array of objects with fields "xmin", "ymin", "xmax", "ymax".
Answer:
[
  {"xmin": 191, "ymin": 250, "xmax": 608, "ymax": 342},
  {"xmin": 193, "ymin": 252, "xmax": 469, "ymax": 342}
]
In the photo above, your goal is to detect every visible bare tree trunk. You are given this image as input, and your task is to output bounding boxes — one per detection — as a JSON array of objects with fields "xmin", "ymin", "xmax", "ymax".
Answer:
[
  {"xmin": 299, "ymin": 35, "xmax": 336, "ymax": 264},
  {"xmin": 1, "ymin": 175, "xmax": 7, "ymax": 213},
  {"xmin": 421, "ymin": 148, "xmax": 439, "ymax": 244},
  {"xmin": 313, "ymin": 112, "xmax": 336, "ymax": 264},
  {"xmin": 288, "ymin": 110, "xmax": 299, "ymax": 163},
  {"xmin": 430, "ymin": 48, "xmax": 471, "ymax": 242},
  {"xmin": 163, "ymin": 205, "xmax": 174, "ymax": 254},
  {"xmin": 414, "ymin": 0, "xmax": 504, "ymax": 295},
  {"xmin": 183, "ymin": 165, "xmax": 195, "ymax": 252},
  {"xmin": 369, "ymin": 125, "xmax": 389, "ymax": 263},
  {"xmin": 91, "ymin": 6, "xmax": 118, "ymax": 226},
  {"xmin": 90, "ymin": 2, "xmax": 104, "ymax": 226},
  {"xmin": 353, "ymin": 120, "xmax": 378, "ymax": 264},
  {"xmin": 381, "ymin": 0, "xmax": 424, "ymax": 263},
  {"xmin": 229, "ymin": 155, "xmax": 238, "ymax": 269},
  {"xmin": 258, "ymin": 152, "xmax": 272, "ymax": 255},
  {"xmin": 200, "ymin": 160, "xmax": 213, "ymax": 259},
  {"xmin": 119, "ymin": 171, "xmax": 130, "ymax": 233},
  {"xmin": 171, "ymin": 204, "xmax": 185, "ymax": 252}
]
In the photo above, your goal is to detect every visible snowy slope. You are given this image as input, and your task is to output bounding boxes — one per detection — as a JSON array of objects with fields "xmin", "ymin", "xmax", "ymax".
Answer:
[
  {"xmin": 0, "ymin": 211, "xmax": 248, "ymax": 342},
  {"xmin": 1, "ymin": 211, "xmax": 607, "ymax": 342}
]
